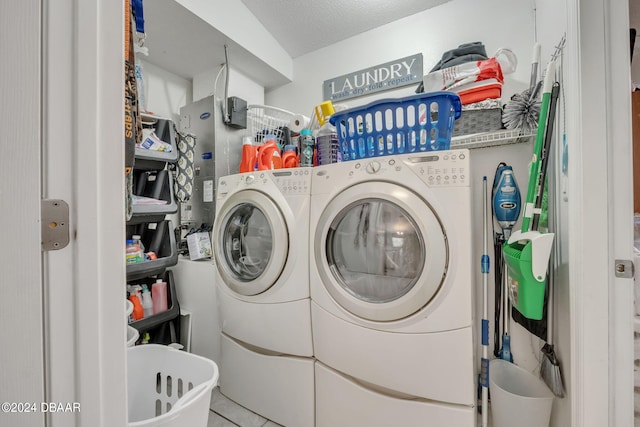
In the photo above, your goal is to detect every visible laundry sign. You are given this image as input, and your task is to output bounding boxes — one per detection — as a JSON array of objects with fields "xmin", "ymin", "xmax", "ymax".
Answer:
[{"xmin": 323, "ymin": 53, "xmax": 423, "ymax": 102}]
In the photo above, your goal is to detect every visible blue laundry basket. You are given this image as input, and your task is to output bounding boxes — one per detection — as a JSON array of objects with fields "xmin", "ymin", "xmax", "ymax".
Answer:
[{"xmin": 330, "ymin": 91, "xmax": 462, "ymax": 161}]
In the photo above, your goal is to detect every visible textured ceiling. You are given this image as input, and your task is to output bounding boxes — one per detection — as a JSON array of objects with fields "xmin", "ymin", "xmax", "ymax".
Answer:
[{"xmin": 240, "ymin": 0, "xmax": 452, "ymax": 58}]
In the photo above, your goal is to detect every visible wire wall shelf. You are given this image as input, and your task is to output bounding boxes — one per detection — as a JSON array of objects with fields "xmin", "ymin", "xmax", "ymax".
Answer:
[{"xmin": 450, "ymin": 128, "xmax": 536, "ymax": 150}]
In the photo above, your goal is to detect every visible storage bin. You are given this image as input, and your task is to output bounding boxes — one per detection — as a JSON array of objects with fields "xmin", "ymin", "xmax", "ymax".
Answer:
[
  {"xmin": 127, "ymin": 344, "xmax": 218, "ymax": 427},
  {"xmin": 131, "ymin": 169, "xmax": 178, "ymax": 223},
  {"xmin": 452, "ymin": 107, "xmax": 503, "ymax": 137},
  {"xmin": 126, "ymin": 220, "xmax": 178, "ymax": 280},
  {"xmin": 136, "ymin": 115, "xmax": 179, "ymax": 169},
  {"xmin": 129, "ymin": 270, "xmax": 181, "ymax": 345},
  {"xmin": 329, "ymin": 92, "xmax": 461, "ymax": 161}
]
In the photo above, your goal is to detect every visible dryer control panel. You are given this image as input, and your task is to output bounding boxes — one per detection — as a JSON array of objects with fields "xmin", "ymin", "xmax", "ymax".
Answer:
[
  {"xmin": 340, "ymin": 149, "xmax": 470, "ymax": 187},
  {"xmin": 272, "ymin": 169, "xmax": 311, "ymax": 195},
  {"xmin": 403, "ymin": 149, "xmax": 470, "ymax": 187}
]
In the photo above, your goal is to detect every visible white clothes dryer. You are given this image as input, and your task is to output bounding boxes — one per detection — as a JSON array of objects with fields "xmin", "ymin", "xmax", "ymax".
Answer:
[
  {"xmin": 213, "ymin": 168, "xmax": 314, "ymax": 427},
  {"xmin": 310, "ymin": 150, "xmax": 476, "ymax": 426}
]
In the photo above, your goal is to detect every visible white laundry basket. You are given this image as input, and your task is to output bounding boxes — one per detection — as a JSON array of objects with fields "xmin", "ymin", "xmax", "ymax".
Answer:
[{"xmin": 127, "ymin": 344, "xmax": 219, "ymax": 427}]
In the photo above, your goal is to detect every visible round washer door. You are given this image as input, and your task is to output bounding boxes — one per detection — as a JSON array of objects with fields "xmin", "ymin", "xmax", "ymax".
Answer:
[
  {"xmin": 214, "ymin": 189, "xmax": 288, "ymax": 296},
  {"xmin": 315, "ymin": 181, "xmax": 447, "ymax": 321}
]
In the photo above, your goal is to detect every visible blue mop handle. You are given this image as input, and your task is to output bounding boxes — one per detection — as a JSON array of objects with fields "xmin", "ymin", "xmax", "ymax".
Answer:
[{"xmin": 481, "ymin": 177, "xmax": 490, "ymax": 427}]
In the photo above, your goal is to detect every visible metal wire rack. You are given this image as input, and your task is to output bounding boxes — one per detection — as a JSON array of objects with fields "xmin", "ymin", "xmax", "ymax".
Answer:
[{"xmin": 246, "ymin": 105, "xmax": 297, "ymax": 147}]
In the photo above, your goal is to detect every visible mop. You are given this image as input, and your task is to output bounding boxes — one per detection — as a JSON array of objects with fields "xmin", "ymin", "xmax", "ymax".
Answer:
[{"xmin": 480, "ymin": 177, "xmax": 490, "ymax": 427}]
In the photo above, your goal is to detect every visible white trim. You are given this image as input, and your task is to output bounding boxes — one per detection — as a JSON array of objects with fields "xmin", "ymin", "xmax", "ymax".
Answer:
[
  {"xmin": 567, "ymin": 0, "xmax": 634, "ymax": 425},
  {"xmin": 567, "ymin": 0, "xmax": 607, "ymax": 425},
  {"xmin": 43, "ymin": 0, "xmax": 127, "ymax": 425},
  {"xmin": 603, "ymin": 0, "xmax": 634, "ymax": 426}
]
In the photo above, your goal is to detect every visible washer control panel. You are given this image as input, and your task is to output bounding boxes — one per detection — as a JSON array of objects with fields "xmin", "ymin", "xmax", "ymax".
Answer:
[{"xmin": 217, "ymin": 169, "xmax": 312, "ymax": 199}]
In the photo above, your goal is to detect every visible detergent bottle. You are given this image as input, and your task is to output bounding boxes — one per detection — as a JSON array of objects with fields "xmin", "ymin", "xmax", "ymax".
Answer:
[
  {"xmin": 282, "ymin": 145, "xmax": 299, "ymax": 168},
  {"xmin": 239, "ymin": 136, "xmax": 257, "ymax": 173},
  {"xmin": 257, "ymin": 134, "xmax": 282, "ymax": 170},
  {"xmin": 314, "ymin": 101, "xmax": 340, "ymax": 165},
  {"xmin": 129, "ymin": 293, "xmax": 144, "ymax": 321}
]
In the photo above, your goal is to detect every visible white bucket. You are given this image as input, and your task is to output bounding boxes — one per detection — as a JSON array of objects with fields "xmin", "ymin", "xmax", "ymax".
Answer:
[{"xmin": 489, "ymin": 359, "xmax": 554, "ymax": 427}]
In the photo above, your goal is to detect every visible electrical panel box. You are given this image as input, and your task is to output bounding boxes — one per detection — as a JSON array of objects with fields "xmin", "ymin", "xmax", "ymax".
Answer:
[{"xmin": 226, "ymin": 96, "xmax": 247, "ymax": 129}]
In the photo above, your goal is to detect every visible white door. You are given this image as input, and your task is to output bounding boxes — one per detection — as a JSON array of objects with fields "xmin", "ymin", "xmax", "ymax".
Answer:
[
  {"xmin": 1, "ymin": 1, "xmax": 127, "ymax": 426},
  {"xmin": 314, "ymin": 181, "xmax": 448, "ymax": 321}
]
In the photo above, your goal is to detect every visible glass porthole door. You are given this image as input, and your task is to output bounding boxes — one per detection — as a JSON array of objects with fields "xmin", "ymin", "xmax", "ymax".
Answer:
[
  {"xmin": 214, "ymin": 190, "xmax": 288, "ymax": 296},
  {"xmin": 315, "ymin": 181, "xmax": 448, "ymax": 321}
]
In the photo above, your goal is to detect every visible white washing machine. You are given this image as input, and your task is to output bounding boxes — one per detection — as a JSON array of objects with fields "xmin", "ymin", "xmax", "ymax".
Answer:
[
  {"xmin": 310, "ymin": 150, "xmax": 476, "ymax": 426},
  {"xmin": 213, "ymin": 168, "xmax": 314, "ymax": 427}
]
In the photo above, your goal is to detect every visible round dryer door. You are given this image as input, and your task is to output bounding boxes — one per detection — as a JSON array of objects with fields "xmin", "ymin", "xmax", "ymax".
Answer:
[
  {"xmin": 214, "ymin": 190, "xmax": 288, "ymax": 296},
  {"xmin": 315, "ymin": 181, "xmax": 448, "ymax": 321}
]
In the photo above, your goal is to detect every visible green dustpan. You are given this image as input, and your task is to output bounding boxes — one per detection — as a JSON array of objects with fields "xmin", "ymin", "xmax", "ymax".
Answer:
[{"xmin": 503, "ymin": 233, "xmax": 554, "ymax": 320}]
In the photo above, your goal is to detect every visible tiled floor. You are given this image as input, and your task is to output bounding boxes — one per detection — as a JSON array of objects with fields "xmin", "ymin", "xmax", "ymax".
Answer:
[{"xmin": 208, "ymin": 387, "xmax": 283, "ymax": 427}]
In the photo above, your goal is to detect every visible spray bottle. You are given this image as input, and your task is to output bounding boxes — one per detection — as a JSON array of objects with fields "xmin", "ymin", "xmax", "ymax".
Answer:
[{"xmin": 141, "ymin": 285, "xmax": 153, "ymax": 318}]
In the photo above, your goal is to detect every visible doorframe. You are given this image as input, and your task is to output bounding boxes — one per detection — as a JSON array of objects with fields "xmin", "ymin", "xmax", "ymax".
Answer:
[
  {"xmin": 43, "ymin": 0, "xmax": 127, "ymax": 425},
  {"xmin": 0, "ymin": 1, "xmax": 46, "ymax": 425},
  {"xmin": 566, "ymin": 0, "xmax": 634, "ymax": 425}
]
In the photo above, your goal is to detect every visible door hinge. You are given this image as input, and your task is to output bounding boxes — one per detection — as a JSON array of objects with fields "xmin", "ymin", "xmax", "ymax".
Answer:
[
  {"xmin": 41, "ymin": 199, "xmax": 70, "ymax": 251},
  {"xmin": 614, "ymin": 259, "xmax": 634, "ymax": 279}
]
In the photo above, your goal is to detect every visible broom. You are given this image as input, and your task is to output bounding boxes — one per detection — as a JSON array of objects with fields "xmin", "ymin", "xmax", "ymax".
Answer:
[{"xmin": 537, "ymin": 83, "xmax": 565, "ymax": 397}]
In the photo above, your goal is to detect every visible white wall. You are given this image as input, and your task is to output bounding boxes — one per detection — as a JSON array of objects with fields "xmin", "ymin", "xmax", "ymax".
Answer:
[
  {"xmin": 176, "ymin": 0, "xmax": 293, "ymax": 82},
  {"xmin": 266, "ymin": 0, "xmax": 534, "ymax": 117},
  {"xmin": 138, "ymin": 57, "xmax": 192, "ymax": 122},
  {"xmin": 193, "ymin": 66, "xmax": 265, "ymax": 105},
  {"xmin": 139, "ymin": 58, "xmax": 265, "ymax": 118}
]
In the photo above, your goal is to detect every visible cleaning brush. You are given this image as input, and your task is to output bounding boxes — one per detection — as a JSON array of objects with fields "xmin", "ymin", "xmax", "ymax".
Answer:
[
  {"xmin": 502, "ymin": 84, "xmax": 541, "ymax": 132},
  {"xmin": 503, "ymin": 43, "xmax": 541, "ymax": 132}
]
